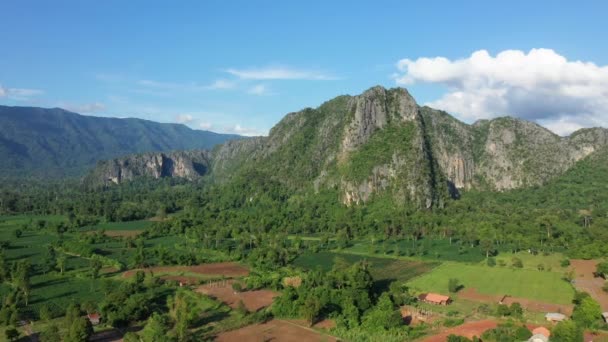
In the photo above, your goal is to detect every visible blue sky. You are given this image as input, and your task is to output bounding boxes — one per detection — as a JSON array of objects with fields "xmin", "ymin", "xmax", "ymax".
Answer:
[{"xmin": 1, "ymin": 1, "xmax": 607, "ymax": 136}]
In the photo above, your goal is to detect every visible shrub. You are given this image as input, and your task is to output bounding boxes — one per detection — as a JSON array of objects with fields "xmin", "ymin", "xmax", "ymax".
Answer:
[
  {"xmin": 512, "ymin": 257, "xmax": 523, "ymax": 268},
  {"xmin": 561, "ymin": 259, "xmax": 571, "ymax": 267},
  {"xmin": 487, "ymin": 257, "xmax": 496, "ymax": 267},
  {"xmin": 448, "ymin": 278, "xmax": 461, "ymax": 293}
]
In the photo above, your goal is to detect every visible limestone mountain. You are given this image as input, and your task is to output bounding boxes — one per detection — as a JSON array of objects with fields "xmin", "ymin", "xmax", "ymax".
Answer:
[
  {"xmin": 0, "ymin": 105, "xmax": 240, "ymax": 178},
  {"xmin": 87, "ymin": 86, "xmax": 608, "ymax": 208}
]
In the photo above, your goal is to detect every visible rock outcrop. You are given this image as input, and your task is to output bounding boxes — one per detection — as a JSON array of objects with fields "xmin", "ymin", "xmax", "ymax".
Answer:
[
  {"xmin": 86, "ymin": 86, "xmax": 608, "ymax": 208},
  {"xmin": 86, "ymin": 150, "xmax": 212, "ymax": 185}
]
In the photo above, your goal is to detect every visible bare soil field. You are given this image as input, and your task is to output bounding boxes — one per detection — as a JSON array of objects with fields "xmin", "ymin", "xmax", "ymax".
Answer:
[
  {"xmin": 571, "ymin": 259, "xmax": 608, "ymax": 311},
  {"xmin": 421, "ymin": 320, "xmax": 498, "ymax": 342},
  {"xmin": 215, "ymin": 319, "xmax": 338, "ymax": 342},
  {"xmin": 122, "ymin": 262, "xmax": 249, "ymax": 279},
  {"xmin": 196, "ymin": 280, "xmax": 278, "ymax": 312},
  {"xmin": 459, "ymin": 287, "xmax": 573, "ymax": 314}
]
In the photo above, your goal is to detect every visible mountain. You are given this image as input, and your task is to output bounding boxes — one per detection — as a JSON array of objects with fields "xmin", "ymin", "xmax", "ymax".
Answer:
[
  {"xmin": 0, "ymin": 105, "xmax": 241, "ymax": 178},
  {"xmin": 88, "ymin": 86, "xmax": 608, "ymax": 208}
]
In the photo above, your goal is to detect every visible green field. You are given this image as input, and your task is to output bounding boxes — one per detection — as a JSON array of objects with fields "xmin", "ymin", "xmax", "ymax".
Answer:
[
  {"xmin": 407, "ymin": 262, "xmax": 575, "ymax": 304},
  {"xmin": 293, "ymin": 251, "xmax": 438, "ymax": 283}
]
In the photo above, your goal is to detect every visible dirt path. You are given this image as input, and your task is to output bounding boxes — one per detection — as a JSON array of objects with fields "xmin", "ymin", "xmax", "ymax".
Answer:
[{"xmin": 571, "ymin": 259, "xmax": 608, "ymax": 311}]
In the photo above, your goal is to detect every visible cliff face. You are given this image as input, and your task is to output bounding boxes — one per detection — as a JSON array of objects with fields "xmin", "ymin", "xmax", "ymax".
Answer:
[
  {"xmin": 86, "ymin": 150, "xmax": 212, "ymax": 185},
  {"xmin": 86, "ymin": 86, "xmax": 608, "ymax": 208}
]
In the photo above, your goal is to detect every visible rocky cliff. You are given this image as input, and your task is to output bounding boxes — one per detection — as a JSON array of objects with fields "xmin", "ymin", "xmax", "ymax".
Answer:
[
  {"xmin": 87, "ymin": 86, "xmax": 608, "ymax": 208},
  {"xmin": 86, "ymin": 150, "xmax": 212, "ymax": 185}
]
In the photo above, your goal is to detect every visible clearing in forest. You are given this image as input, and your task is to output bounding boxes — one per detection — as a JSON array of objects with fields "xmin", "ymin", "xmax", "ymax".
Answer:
[
  {"xmin": 570, "ymin": 259, "xmax": 608, "ymax": 311},
  {"xmin": 408, "ymin": 263, "xmax": 575, "ymax": 305},
  {"xmin": 196, "ymin": 279, "xmax": 279, "ymax": 312}
]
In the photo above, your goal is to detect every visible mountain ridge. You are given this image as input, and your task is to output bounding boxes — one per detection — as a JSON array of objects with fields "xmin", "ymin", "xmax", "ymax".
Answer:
[
  {"xmin": 0, "ymin": 105, "xmax": 241, "ymax": 178},
  {"xmin": 83, "ymin": 85, "xmax": 608, "ymax": 208}
]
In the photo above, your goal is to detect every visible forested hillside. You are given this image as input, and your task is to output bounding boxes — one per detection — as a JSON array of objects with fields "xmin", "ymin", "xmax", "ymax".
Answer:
[{"xmin": 0, "ymin": 106, "xmax": 241, "ymax": 178}]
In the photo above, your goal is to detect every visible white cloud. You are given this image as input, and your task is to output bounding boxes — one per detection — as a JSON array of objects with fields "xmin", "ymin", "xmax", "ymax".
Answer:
[
  {"xmin": 223, "ymin": 124, "xmax": 265, "ymax": 137},
  {"xmin": 395, "ymin": 48, "xmax": 608, "ymax": 135},
  {"xmin": 247, "ymin": 84, "xmax": 271, "ymax": 96},
  {"xmin": 199, "ymin": 122, "xmax": 213, "ymax": 130},
  {"xmin": 225, "ymin": 66, "xmax": 337, "ymax": 80},
  {"xmin": 61, "ymin": 102, "xmax": 106, "ymax": 114},
  {"xmin": 175, "ymin": 114, "xmax": 194, "ymax": 124},
  {"xmin": 0, "ymin": 84, "xmax": 44, "ymax": 101}
]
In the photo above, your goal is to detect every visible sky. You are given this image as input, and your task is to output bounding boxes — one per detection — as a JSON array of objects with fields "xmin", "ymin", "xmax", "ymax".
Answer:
[{"xmin": 1, "ymin": 1, "xmax": 607, "ymax": 136}]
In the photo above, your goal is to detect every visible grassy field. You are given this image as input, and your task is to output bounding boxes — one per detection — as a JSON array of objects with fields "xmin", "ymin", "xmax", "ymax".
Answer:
[
  {"xmin": 407, "ymin": 262, "xmax": 575, "ymax": 304},
  {"xmin": 293, "ymin": 251, "xmax": 438, "ymax": 283}
]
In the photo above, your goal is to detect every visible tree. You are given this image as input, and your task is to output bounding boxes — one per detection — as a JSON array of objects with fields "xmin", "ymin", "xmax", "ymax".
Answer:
[
  {"xmin": 300, "ymin": 296, "xmax": 322, "ymax": 326},
  {"xmin": 509, "ymin": 302, "xmax": 523, "ymax": 317},
  {"xmin": 13, "ymin": 229, "xmax": 22, "ymax": 238},
  {"xmin": 572, "ymin": 295, "xmax": 601, "ymax": 327},
  {"xmin": 552, "ymin": 320, "xmax": 583, "ymax": 342},
  {"xmin": 140, "ymin": 313, "xmax": 169, "ymax": 342},
  {"xmin": 43, "ymin": 245, "xmax": 57, "ymax": 274},
  {"xmin": 90, "ymin": 258, "xmax": 102, "ymax": 279},
  {"xmin": 231, "ymin": 282, "xmax": 243, "ymax": 293},
  {"xmin": 448, "ymin": 278, "xmax": 461, "ymax": 293},
  {"xmin": 64, "ymin": 317, "xmax": 94, "ymax": 342},
  {"xmin": 596, "ymin": 261, "xmax": 608, "ymax": 278},
  {"xmin": 57, "ymin": 254, "xmax": 67, "ymax": 275},
  {"xmin": 4, "ymin": 327, "xmax": 19, "ymax": 341},
  {"xmin": 39, "ymin": 324, "xmax": 61, "ymax": 342}
]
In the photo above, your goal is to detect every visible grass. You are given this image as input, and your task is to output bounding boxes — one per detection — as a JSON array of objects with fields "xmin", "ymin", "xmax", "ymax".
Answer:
[
  {"xmin": 407, "ymin": 262, "xmax": 575, "ymax": 304},
  {"xmin": 293, "ymin": 251, "xmax": 438, "ymax": 283}
]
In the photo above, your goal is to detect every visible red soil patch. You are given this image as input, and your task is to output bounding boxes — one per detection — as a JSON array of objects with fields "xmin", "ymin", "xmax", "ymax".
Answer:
[
  {"xmin": 196, "ymin": 279, "xmax": 279, "ymax": 312},
  {"xmin": 422, "ymin": 320, "xmax": 499, "ymax": 342},
  {"xmin": 459, "ymin": 288, "xmax": 573, "ymax": 315},
  {"xmin": 571, "ymin": 259, "xmax": 608, "ymax": 311},
  {"xmin": 215, "ymin": 319, "xmax": 338, "ymax": 342},
  {"xmin": 122, "ymin": 262, "xmax": 249, "ymax": 279}
]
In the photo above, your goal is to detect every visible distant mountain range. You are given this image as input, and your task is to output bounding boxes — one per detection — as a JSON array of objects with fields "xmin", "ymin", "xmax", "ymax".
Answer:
[
  {"xmin": 0, "ymin": 106, "xmax": 241, "ymax": 178},
  {"xmin": 88, "ymin": 86, "xmax": 608, "ymax": 208}
]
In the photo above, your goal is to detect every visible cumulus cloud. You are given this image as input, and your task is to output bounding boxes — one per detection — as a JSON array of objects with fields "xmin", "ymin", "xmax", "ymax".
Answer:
[
  {"xmin": 61, "ymin": 102, "xmax": 106, "ymax": 114},
  {"xmin": 0, "ymin": 84, "xmax": 44, "ymax": 101},
  {"xmin": 175, "ymin": 114, "xmax": 194, "ymax": 124},
  {"xmin": 395, "ymin": 48, "xmax": 608, "ymax": 135},
  {"xmin": 223, "ymin": 124, "xmax": 264, "ymax": 137},
  {"xmin": 225, "ymin": 66, "xmax": 337, "ymax": 80}
]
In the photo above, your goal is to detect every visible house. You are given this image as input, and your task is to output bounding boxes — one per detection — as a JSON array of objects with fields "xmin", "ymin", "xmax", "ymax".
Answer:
[
  {"xmin": 87, "ymin": 312, "xmax": 101, "ymax": 325},
  {"xmin": 532, "ymin": 327, "xmax": 551, "ymax": 338},
  {"xmin": 545, "ymin": 312, "xmax": 567, "ymax": 323},
  {"xmin": 602, "ymin": 312, "xmax": 608, "ymax": 323},
  {"xmin": 419, "ymin": 293, "xmax": 451, "ymax": 305}
]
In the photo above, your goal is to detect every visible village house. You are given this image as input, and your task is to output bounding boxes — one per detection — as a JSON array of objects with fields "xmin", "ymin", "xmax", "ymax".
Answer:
[
  {"xmin": 545, "ymin": 312, "xmax": 567, "ymax": 323},
  {"xmin": 87, "ymin": 312, "xmax": 101, "ymax": 325},
  {"xmin": 419, "ymin": 293, "xmax": 451, "ymax": 305},
  {"xmin": 603, "ymin": 312, "xmax": 608, "ymax": 323}
]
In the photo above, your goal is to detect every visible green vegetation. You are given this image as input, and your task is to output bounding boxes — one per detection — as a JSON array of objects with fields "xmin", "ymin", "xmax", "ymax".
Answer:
[{"xmin": 408, "ymin": 262, "xmax": 575, "ymax": 304}]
